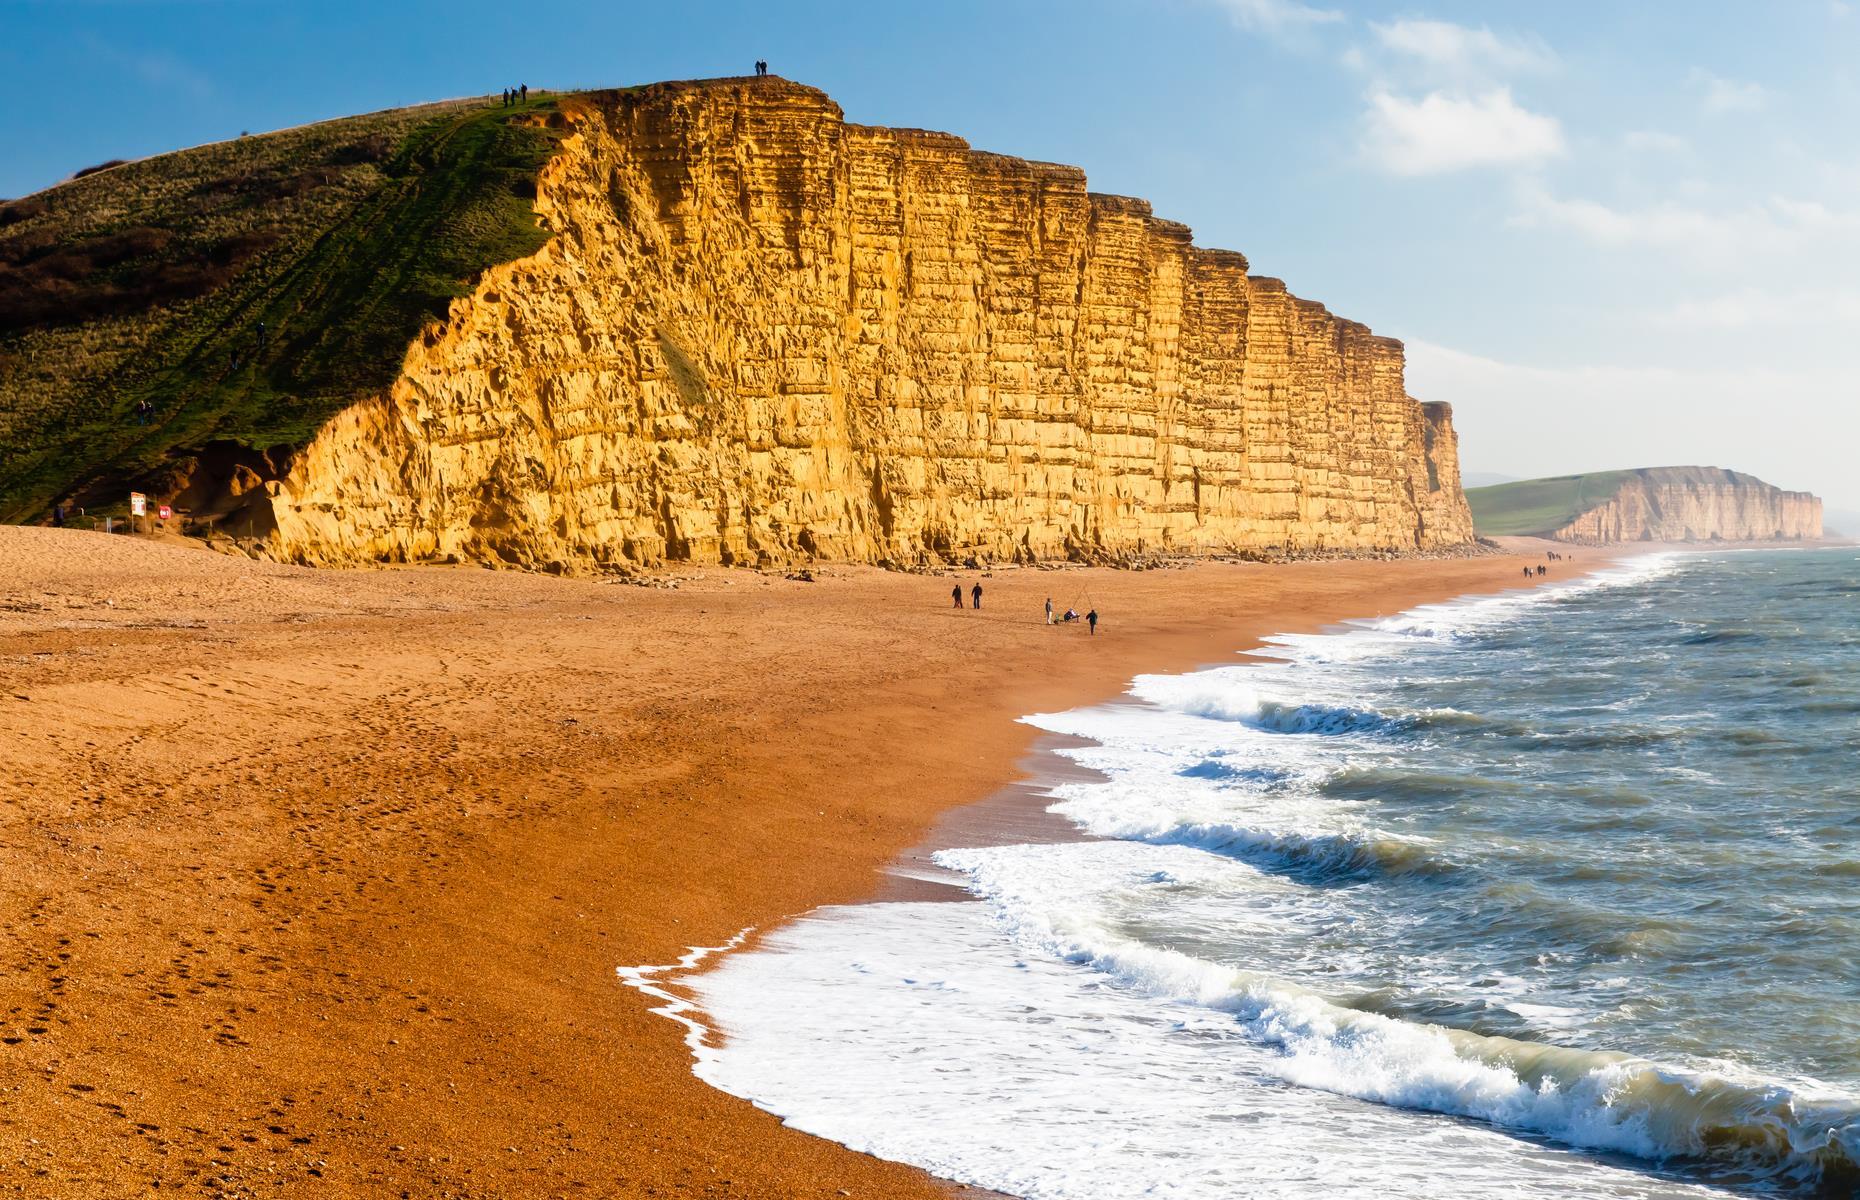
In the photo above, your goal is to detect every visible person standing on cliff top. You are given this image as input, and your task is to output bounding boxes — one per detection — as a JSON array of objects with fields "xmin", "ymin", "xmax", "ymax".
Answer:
[
  {"xmin": 971, "ymin": 583, "xmax": 983, "ymax": 610},
  {"xmin": 952, "ymin": 584, "xmax": 963, "ymax": 609}
]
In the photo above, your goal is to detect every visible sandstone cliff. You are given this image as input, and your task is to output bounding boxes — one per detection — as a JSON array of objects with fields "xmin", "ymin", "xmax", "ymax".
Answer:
[
  {"xmin": 1550, "ymin": 468, "xmax": 1822, "ymax": 544},
  {"xmin": 257, "ymin": 79, "xmax": 1474, "ymax": 569}
]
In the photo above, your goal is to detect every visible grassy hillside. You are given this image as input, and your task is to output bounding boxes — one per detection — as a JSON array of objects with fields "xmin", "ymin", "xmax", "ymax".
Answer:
[
  {"xmin": 1464, "ymin": 471, "xmax": 1635, "ymax": 536},
  {"xmin": 0, "ymin": 94, "xmax": 567, "ymax": 522}
]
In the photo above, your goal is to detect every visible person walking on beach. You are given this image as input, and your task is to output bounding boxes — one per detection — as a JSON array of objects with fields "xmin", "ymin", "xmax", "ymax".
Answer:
[
  {"xmin": 1087, "ymin": 608, "xmax": 1099, "ymax": 636},
  {"xmin": 952, "ymin": 584, "xmax": 963, "ymax": 609},
  {"xmin": 971, "ymin": 583, "xmax": 983, "ymax": 610},
  {"xmin": 1045, "ymin": 597, "xmax": 1054, "ymax": 625}
]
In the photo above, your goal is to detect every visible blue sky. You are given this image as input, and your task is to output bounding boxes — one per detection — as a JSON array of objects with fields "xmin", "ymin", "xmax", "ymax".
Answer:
[{"xmin": 5, "ymin": 0, "xmax": 1858, "ymax": 514}]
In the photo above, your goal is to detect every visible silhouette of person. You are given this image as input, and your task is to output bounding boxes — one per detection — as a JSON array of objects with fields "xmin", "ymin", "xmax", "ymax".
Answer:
[
  {"xmin": 520, "ymin": 83, "xmax": 528, "ymax": 102},
  {"xmin": 971, "ymin": 583, "xmax": 983, "ymax": 610},
  {"xmin": 1087, "ymin": 608, "xmax": 1099, "ymax": 636},
  {"xmin": 502, "ymin": 88, "xmax": 510, "ymax": 107},
  {"xmin": 952, "ymin": 584, "xmax": 963, "ymax": 609}
]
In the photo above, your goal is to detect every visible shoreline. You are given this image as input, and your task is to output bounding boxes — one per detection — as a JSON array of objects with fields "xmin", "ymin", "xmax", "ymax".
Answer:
[
  {"xmin": 659, "ymin": 543, "xmax": 1665, "ymax": 1200},
  {"xmin": 642, "ymin": 540, "xmax": 1661, "ymax": 1196},
  {"xmin": 0, "ymin": 528, "xmax": 1640, "ymax": 1196},
  {"xmin": 903, "ymin": 542, "xmax": 1648, "ymax": 889}
]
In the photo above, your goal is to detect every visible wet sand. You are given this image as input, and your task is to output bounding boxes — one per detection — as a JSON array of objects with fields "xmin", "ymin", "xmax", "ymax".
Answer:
[{"xmin": 0, "ymin": 526, "xmax": 1603, "ymax": 1197}]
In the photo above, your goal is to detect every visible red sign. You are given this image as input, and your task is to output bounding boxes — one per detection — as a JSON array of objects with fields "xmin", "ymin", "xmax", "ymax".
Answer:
[{"xmin": 158, "ymin": 505, "xmax": 172, "ymax": 520}]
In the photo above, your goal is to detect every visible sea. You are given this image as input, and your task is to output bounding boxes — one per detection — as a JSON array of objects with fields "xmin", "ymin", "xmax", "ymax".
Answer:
[{"xmin": 625, "ymin": 548, "xmax": 1860, "ymax": 1199}]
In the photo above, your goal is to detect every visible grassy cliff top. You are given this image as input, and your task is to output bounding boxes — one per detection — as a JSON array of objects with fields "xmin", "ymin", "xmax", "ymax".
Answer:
[
  {"xmin": 1464, "ymin": 471, "xmax": 1634, "ymax": 536},
  {"xmin": 0, "ymin": 94, "xmax": 568, "ymax": 522},
  {"xmin": 1464, "ymin": 466, "xmax": 1783, "ymax": 536}
]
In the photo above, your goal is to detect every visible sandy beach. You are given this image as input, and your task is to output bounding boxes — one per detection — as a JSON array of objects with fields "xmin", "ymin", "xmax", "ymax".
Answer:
[{"xmin": 0, "ymin": 527, "xmax": 1605, "ymax": 1198}]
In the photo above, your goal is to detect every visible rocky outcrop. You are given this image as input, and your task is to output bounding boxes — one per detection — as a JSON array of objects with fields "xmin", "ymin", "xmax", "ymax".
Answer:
[
  {"xmin": 261, "ymin": 79, "xmax": 1474, "ymax": 570},
  {"xmin": 1554, "ymin": 468, "xmax": 1822, "ymax": 543}
]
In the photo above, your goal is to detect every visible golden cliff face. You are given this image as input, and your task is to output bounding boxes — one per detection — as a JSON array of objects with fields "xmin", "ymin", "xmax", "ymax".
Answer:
[
  {"xmin": 1554, "ymin": 468, "xmax": 1823, "ymax": 543},
  {"xmin": 264, "ymin": 80, "xmax": 1474, "ymax": 570}
]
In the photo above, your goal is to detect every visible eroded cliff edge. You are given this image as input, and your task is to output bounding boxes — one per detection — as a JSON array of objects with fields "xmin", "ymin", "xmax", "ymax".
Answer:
[
  {"xmin": 261, "ymin": 79, "xmax": 1474, "ymax": 569},
  {"xmin": 1552, "ymin": 468, "xmax": 1822, "ymax": 544}
]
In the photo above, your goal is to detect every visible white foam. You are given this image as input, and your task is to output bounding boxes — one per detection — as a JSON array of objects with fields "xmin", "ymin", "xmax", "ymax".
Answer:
[
  {"xmin": 641, "ymin": 550, "xmax": 1813, "ymax": 1198},
  {"xmin": 677, "ymin": 898, "xmax": 1735, "ymax": 1199},
  {"xmin": 932, "ymin": 842, "xmax": 1860, "ymax": 1181}
]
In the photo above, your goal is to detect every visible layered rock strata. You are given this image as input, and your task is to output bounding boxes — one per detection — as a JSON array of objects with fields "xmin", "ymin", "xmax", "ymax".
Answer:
[
  {"xmin": 1553, "ymin": 468, "xmax": 1822, "ymax": 544},
  {"xmin": 262, "ymin": 79, "xmax": 1474, "ymax": 569}
]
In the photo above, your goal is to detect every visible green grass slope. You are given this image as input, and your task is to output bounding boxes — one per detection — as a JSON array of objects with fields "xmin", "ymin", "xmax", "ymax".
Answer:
[
  {"xmin": 1464, "ymin": 470, "xmax": 1636, "ymax": 536},
  {"xmin": 0, "ymin": 94, "xmax": 566, "ymax": 522}
]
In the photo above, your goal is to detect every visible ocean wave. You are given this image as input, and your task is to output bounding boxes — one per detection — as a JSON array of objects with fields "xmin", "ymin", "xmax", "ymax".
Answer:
[
  {"xmin": 1682, "ymin": 627, "xmax": 1764, "ymax": 646},
  {"xmin": 1128, "ymin": 673, "xmax": 1489, "ymax": 740},
  {"xmin": 1799, "ymin": 699, "xmax": 1860, "ymax": 716},
  {"xmin": 1174, "ymin": 758, "xmax": 1296, "ymax": 785},
  {"xmin": 1720, "ymin": 727, "xmax": 1791, "ymax": 746},
  {"xmin": 1520, "ymin": 726, "xmax": 1680, "ymax": 752},
  {"xmin": 1035, "ymin": 779, "xmax": 1454, "ymax": 886},
  {"xmin": 1230, "ymin": 555, "xmax": 1687, "ymax": 674},
  {"xmin": 935, "ymin": 849, "xmax": 1860, "ymax": 1192},
  {"xmin": 1338, "ymin": 987, "xmax": 1587, "ymax": 1043},
  {"xmin": 1128, "ymin": 819, "xmax": 1455, "ymax": 885},
  {"xmin": 1317, "ymin": 765, "xmax": 1514, "ymax": 804}
]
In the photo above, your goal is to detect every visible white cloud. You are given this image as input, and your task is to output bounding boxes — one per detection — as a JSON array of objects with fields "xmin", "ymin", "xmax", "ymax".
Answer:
[
  {"xmin": 1691, "ymin": 68, "xmax": 1768, "ymax": 114},
  {"xmin": 1510, "ymin": 185, "xmax": 1860, "ymax": 254},
  {"xmin": 1769, "ymin": 196, "xmax": 1860, "ymax": 232},
  {"xmin": 1362, "ymin": 89, "xmax": 1565, "ymax": 175},
  {"xmin": 1649, "ymin": 287, "xmax": 1860, "ymax": 328},
  {"xmin": 1212, "ymin": 0, "xmax": 1344, "ymax": 35},
  {"xmin": 1369, "ymin": 18, "xmax": 1557, "ymax": 77},
  {"xmin": 1511, "ymin": 190, "xmax": 1736, "ymax": 249},
  {"xmin": 1622, "ymin": 129, "xmax": 1689, "ymax": 156},
  {"xmin": 1404, "ymin": 339, "xmax": 1860, "ymax": 510}
]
